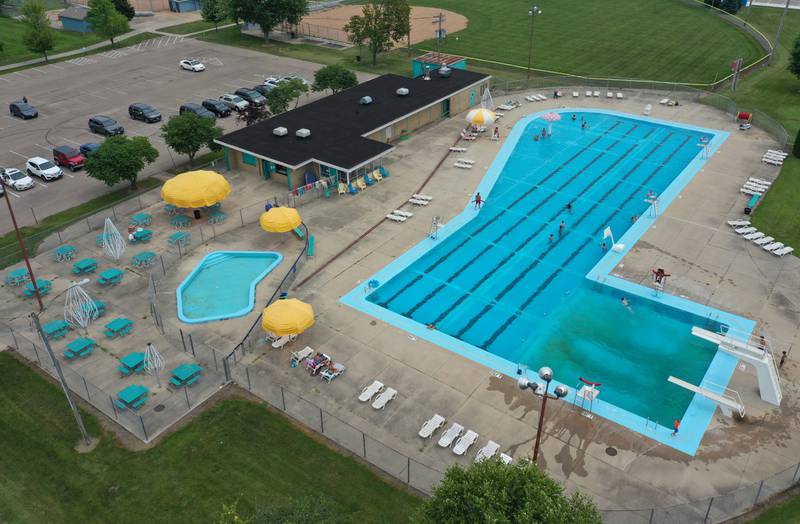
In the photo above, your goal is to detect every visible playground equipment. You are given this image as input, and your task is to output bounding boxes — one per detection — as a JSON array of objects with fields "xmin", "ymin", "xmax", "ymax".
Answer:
[{"xmin": 572, "ymin": 377, "xmax": 601, "ymax": 419}]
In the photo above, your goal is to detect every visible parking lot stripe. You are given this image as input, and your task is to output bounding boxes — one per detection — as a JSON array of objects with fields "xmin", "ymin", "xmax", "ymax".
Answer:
[
  {"xmin": 8, "ymin": 150, "xmax": 28, "ymax": 160},
  {"xmin": 65, "ymin": 173, "xmax": 75, "ymax": 178},
  {"xmin": 12, "ymin": 71, "xmax": 30, "ymax": 79},
  {"xmin": 7, "ymin": 192, "xmax": 21, "ymax": 199},
  {"xmin": 0, "ymin": 77, "xmax": 10, "ymax": 83},
  {"xmin": 35, "ymin": 144, "xmax": 51, "ymax": 152},
  {"xmin": 59, "ymin": 137, "xmax": 81, "ymax": 146},
  {"xmin": 31, "ymin": 68, "xmax": 47, "ymax": 74},
  {"xmin": 35, "ymin": 181, "xmax": 47, "ymax": 188},
  {"xmin": 86, "ymin": 92, "xmax": 110, "ymax": 100},
  {"xmin": 51, "ymin": 64, "xmax": 65, "ymax": 70}
]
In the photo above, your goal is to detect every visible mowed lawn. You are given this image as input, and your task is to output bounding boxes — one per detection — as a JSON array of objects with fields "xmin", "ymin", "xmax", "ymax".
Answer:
[
  {"xmin": 0, "ymin": 17, "xmax": 106, "ymax": 66},
  {"xmin": 0, "ymin": 352, "xmax": 420, "ymax": 523},
  {"xmin": 408, "ymin": 0, "xmax": 762, "ymax": 83},
  {"xmin": 751, "ymin": 157, "xmax": 800, "ymax": 255}
]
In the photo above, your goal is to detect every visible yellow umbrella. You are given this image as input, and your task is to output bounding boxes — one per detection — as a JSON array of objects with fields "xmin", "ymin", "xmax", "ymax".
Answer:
[
  {"xmin": 261, "ymin": 298, "xmax": 315, "ymax": 336},
  {"xmin": 260, "ymin": 207, "xmax": 302, "ymax": 233},
  {"xmin": 466, "ymin": 108, "xmax": 496, "ymax": 126},
  {"xmin": 161, "ymin": 170, "xmax": 231, "ymax": 208}
]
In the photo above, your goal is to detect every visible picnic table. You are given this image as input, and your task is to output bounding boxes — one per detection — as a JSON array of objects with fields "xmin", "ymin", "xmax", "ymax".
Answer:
[
  {"xmin": 82, "ymin": 299, "xmax": 106, "ymax": 319},
  {"xmin": 128, "ymin": 229, "xmax": 152, "ymax": 244},
  {"xmin": 5, "ymin": 268, "xmax": 30, "ymax": 287},
  {"xmin": 96, "ymin": 233, "xmax": 110, "ymax": 247},
  {"xmin": 129, "ymin": 212, "xmax": 152, "ymax": 227},
  {"xmin": 171, "ymin": 215, "xmax": 191, "ymax": 229},
  {"xmin": 170, "ymin": 363, "xmax": 202, "ymax": 388},
  {"xmin": 165, "ymin": 204, "xmax": 185, "ymax": 216},
  {"xmin": 97, "ymin": 267, "xmax": 124, "ymax": 286},
  {"xmin": 24, "ymin": 279, "xmax": 51, "ymax": 298},
  {"xmin": 105, "ymin": 317, "xmax": 133, "ymax": 339},
  {"xmin": 132, "ymin": 251, "xmax": 156, "ymax": 268},
  {"xmin": 117, "ymin": 351, "xmax": 144, "ymax": 376},
  {"xmin": 43, "ymin": 319, "xmax": 70, "ymax": 340},
  {"xmin": 54, "ymin": 245, "xmax": 77, "ymax": 262},
  {"xmin": 168, "ymin": 231, "xmax": 191, "ymax": 248},
  {"xmin": 207, "ymin": 211, "xmax": 226, "ymax": 225},
  {"xmin": 64, "ymin": 337, "xmax": 96, "ymax": 360},
  {"xmin": 72, "ymin": 257, "xmax": 98, "ymax": 274},
  {"xmin": 115, "ymin": 384, "xmax": 149, "ymax": 411}
]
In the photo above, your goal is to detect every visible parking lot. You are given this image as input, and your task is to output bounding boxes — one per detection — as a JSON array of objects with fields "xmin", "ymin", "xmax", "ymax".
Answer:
[{"xmin": 0, "ymin": 35, "xmax": 372, "ymax": 233}]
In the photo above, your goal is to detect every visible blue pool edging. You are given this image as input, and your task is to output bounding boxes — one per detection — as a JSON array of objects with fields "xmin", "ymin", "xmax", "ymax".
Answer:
[
  {"xmin": 341, "ymin": 109, "xmax": 754, "ymax": 455},
  {"xmin": 176, "ymin": 250, "xmax": 283, "ymax": 324}
]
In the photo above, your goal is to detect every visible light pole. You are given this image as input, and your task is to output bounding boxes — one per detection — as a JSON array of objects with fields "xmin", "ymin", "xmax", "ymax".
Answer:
[
  {"xmin": 0, "ymin": 179, "xmax": 43, "ymax": 310},
  {"xmin": 527, "ymin": 6, "xmax": 542, "ymax": 81},
  {"xmin": 518, "ymin": 366, "xmax": 568, "ymax": 462}
]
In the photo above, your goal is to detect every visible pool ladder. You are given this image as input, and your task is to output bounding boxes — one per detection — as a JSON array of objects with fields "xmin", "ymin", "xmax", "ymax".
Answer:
[{"xmin": 203, "ymin": 253, "xmax": 232, "ymax": 268}]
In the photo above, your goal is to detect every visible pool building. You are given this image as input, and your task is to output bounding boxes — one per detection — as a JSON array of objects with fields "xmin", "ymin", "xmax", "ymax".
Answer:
[{"xmin": 215, "ymin": 68, "xmax": 489, "ymax": 191}]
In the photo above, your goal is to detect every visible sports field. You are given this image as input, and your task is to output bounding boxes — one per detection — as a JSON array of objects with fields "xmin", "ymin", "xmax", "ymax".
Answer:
[{"xmin": 404, "ymin": 0, "xmax": 764, "ymax": 83}]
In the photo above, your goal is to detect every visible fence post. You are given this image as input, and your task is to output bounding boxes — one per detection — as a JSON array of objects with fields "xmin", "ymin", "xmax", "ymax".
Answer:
[
  {"xmin": 703, "ymin": 497, "xmax": 714, "ymax": 523},
  {"xmin": 222, "ymin": 356, "xmax": 231, "ymax": 382},
  {"xmin": 362, "ymin": 432, "xmax": 367, "ymax": 458},
  {"xmin": 112, "ymin": 206, "xmax": 117, "ymax": 220},
  {"xmin": 246, "ymin": 366, "xmax": 252, "ymax": 390},
  {"xmin": 793, "ymin": 463, "xmax": 800, "ymax": 483},
  {"xmin": 83, "ymin": 377, "xmax": 90, "ymax": 400},
  {"xmin": 754, "ymin": 479, "xmax": 764, "ymax": 505},
  {"xmin": 160, "ymin": 254, "xmax": 166, "ymax": 275},
  {"xmin": 110, "ymin": 395, "xmax": 118, "ymax": 419},
  {"xmin": 407, "ymin": 457, "xmax": 410, "ymax": 484},
  {"xmin": 211, "ymin": 346, "xmax": 218, "ymax": 371},
  {"xmin": 200, "ymin": 227, "xmax": 205, "ymax": 244},
  {"xmin": 31, "ymin": 343, "xmax": 42, "ymax": 364},
  {"xmin": 138, "ymin": 195, "xmax": 143, "ymax": 209},
  {"xmin": 57, "ymin": 230, "xmax": 63, "ymax": 244},
  {"xmin": 184, "ymin": 386, "xmax": 190, "ymax": 409},
  {"xmin": 179, "ymin": 328, "xmax": 187, "ymax": 352},
  {"xmin": 140, "ymin": 415, "xmax": 148, "ymax": 441},
  {"xmin": 281, "ymin": 386, "xmax": 286, "ymax": 411},
  {"xmin": 177, "ymin": 241, "xmax": 182, "ymax": 258},
  {"xmin": 649, "ymin": 508, "xmax": 654, "ymax": 524},
  {"xmin": 10, "ymin": 328, "xmax": 18, "ymax": 350},
  {"xmin": 239, "ymin": 209, "xmax": 244, "ymax": 227},
  {"xmin": 319, "ymin": 408, "xmax": 324, "ymax": 433},
  {"xmin": 187, "ymin": 333, "xmax": 196, "ymax": 357},
  {"xmin": 86, "ymin": 217, "xmax": 91, "ymax": 231}
]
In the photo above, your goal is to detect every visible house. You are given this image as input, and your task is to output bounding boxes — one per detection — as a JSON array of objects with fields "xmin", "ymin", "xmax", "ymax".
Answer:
[
  {"xmin": 215, "ymin": 67, "xmax": 490, "ymax": 191},
  {"xmin": 59, "ymin": 5, "xmax": 91, "ymax": 33}
]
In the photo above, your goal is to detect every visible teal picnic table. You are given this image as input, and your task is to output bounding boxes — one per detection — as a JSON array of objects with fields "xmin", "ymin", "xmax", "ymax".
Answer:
[
  {"xmin": 168, "ymin": 231, "xmax": 191, "ymax": 248},
  {"xmin": 129, "ymin": 213, "xmax": 152, "ymax": 227},
  {"xmin": 171, "ymin": 215, "xmax": 191, "ymax": 229},
  {"xmin": 117, "ymin": 351, "xmax": 144, "ymax": 376},
  {"xmin": 64, "ymin": 337, "xmax": 96, "ymax": 360},
  {"xmin": 24, "ymin": 279, "xmax": 51, "ymax": 298},
  {"xmin": 54, "ymin": 245, "xmax": 77, "ymax": 262},
  {"xmin": 43, "ymin": 319, "xmax": 70, "ymax": 340},
  {"xmin": 115, "ymin": 384, "xmax": 149, "ymax": 411},
  {"xmin": 132, "ymin": 251, "xmax": 156, "ymax": 268},
  {"xmin": 97, "ymin": 268, "xmax": 124, "ymax": 286},
  {"xmin": 95, "ymin": 233, "xmax": 110, "ymax": 247},
  {"xmin": 129, "ymin": 229, "xmax": 152, "ymax": 244},
  {"xmin": 72, "ymin": 257, "xmax": 98, "ymax": 274},
  {"xmin": 105, "ymin": 317, "xmax": 133, "ymax": 339},
  {"xmin": 170, "ymin": 363, "xmax": 202, "ymax": 388},
  {"xmin": 5, "ymin": 268, "xmax": 30, "ymax": 287},
  {"xmin": 207, "ymin": 211, "xmax": 226, "ymax": 225},
  {"xmin": 164, "ymin": 204, "xmax": 185, "ymax": 216}
]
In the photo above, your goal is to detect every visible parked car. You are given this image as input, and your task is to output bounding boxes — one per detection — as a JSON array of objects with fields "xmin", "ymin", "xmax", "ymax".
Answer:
[
  {"xmin": 179, "ymin": 103, "xmax": 216, "ymax": 120},
  {"xmin": 80, "ymin": 143, "xmax": 101, "ymax": 157},
  {"xmin": 280, "ymin": 75, "xmax": 310, "ymax": 86},
  {"xmin": 0, "ymin": 167, "xmax": 34, "ymax": 191},
  {"xmin": 88, "ymin": 115, "xmax": 124, "ymax": 136},
  {"xmin": 128, "ymin": 103, "xmax": 162, "ymax": 123},
  {"xmin": 9, "ymin": 100, "xmax": 38, "ymax": 119},
  {"xmin": 201, "ymin": 99, "xmax": 231, "ymax": 117},
  {"xmin": 26, "ymin": 157, "xmax": 63, "ymax": 181},
  {"xmin": 252, "ymin": 84, "xmax": 275, "ymax": 96},
  {"xmin": 219, "ymin": 93, "xmax": 249, "ymax": 112},
  {"xmin": 234, "ymin": 88, "xmax": 266, "ymax": 107},
  {"xmin": 179, "ymin": 59, "xmax": 205, "ymax": 72},
  {"xmin": 263, "ymin": 76, "xmax": 281, "ymax": 88},
  {"xmin": 53, "ymin": 145, "xmax": 86, "ymax": 171}
]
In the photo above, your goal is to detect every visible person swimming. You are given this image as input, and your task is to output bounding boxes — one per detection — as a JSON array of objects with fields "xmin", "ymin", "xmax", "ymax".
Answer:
[{"xmin": 621, "ymin": 297, "xmax": 633, "ymax": 313}]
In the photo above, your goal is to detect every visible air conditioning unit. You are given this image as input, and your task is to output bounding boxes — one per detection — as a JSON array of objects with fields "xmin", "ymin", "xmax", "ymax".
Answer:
[
  {"xmin": 360, "ymin": 96, "xmax": 373, "ymax": 105},
  {"xmin": 396, "ymin": 88, "xmax": 409, "ymax": 96},
  {"xmin": 438, "ymin": 66, "xmax": 452, "ymax": 78},
  {"xmin": 296, "ymin": 128, "xmax": 311, "ymax": 138},
  {"xmin": 273, "ymin": 127, "xmax": 288, "ymax": 136}
]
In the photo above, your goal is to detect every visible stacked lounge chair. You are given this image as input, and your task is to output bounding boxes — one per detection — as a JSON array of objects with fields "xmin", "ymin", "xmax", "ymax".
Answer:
[
  {"xmin": 727, "ymin": 221, "xmax": 794, "ymax": 256},
  {"xmin": 762, "ymin": 150, "xmax": 787, "ymax": 166},
  {"xmin": 741, "ymin": 177, "xmax": 771, "ymax": 196},
  {"xmin": 410, "ymin": 194, "xmax": 432, "ymax": 206},
  {"xmin": 525, "ymin": 94, "xmax": 547, "ymax": 102}
]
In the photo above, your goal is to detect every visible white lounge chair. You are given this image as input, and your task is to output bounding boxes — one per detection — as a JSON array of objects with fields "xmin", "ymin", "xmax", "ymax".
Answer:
[
  {"xmin": 735, "ymin": 226, "xmax": 756, "ymax": 235},
  {"xmin": 767, "ymin": 149, "xmax": 787, "ymax": 156},
  {"xmin": 659, "ymin": 98, "xmax": 669, "ymax": 105},
  {"xmin": 372, "ymin": 387, "xmax": 397, "ymax": 410},
  {"xmin": 743, "ymin": 231, "xmax": 764, "ymax": 241},
  {"xmin": 418, "ymin": 414, "xmax": 446, "ymax": 439},
  {"xmin": 386, "ymin": 214, "xmax": 407, "ymax": 223},
  {"xmin": 457, "ymin": 159, "xmax": 476, "ymax": 165},
  {"xmin": 643, "ymin": 104, "xmax": 652, "ymax": 116},
  {"xmin": 437, "ymin": 423, "xmax": 464, "ymax": 448},
  {"xmin": 617, "ymin": 92, "xmax": 623, "ymax": 99},
  {"xmin": 358, "ymin": 380, "xmax": 384, "ymax": 402},
  {"xmin": 290, "ymin": 346, "xmax": 313, "ymax": 366},
  {"xmin": 572, "ymin": 91, "xmax": 579, "ymax": 98},
  {"xmin": 460, "ymin": 133, "xmax": 477, "ymax": 141},
  {"xmin": 606, "ymin": 92, "xmax": 613, "ymax": 98},
  {"xmin": 413, "ymin": 194, "xmax": 433, "ymax": 201},
  {"xmin": 393, "ymin": 210, "xmax": 413, "ymax": 218},
  {"xmin": 500, "ymin": 453, "xmax": 513, "ymax": 465},
  {"xmin": 593, "ymin": 90, "xmax": 600, "ymax": 97},
  {"xmin": 525, "ymin": 95, "xmax": 538, "ymax": 102},
  {"xmin": 754, "ymin": 236, "xmax": 774, "ymax": 246},
  {"xmin": 409, "ymin": 198, "xmax": 429, "ymax": 206},
  {"xmin": 774, "ymin": 246, "xmax": 794, "ymax": 257},
  {"xmin": 272, "ymin": 334, "xmax": 297, "ymax": 349},
  {"xmin": 453, "ymin": 430, "xmax": 479, "ymax": 456},
  {"xmin": 320, "ymin": 362, "xmax": 345, "ymax": 382},
  {"xmin": 265, "ymin": 331, "xmax": 280, "ymax": 342},
  {"xmin": 474, "ymin": 440, "xmax": 500, "ymax": 462},
  {"xmin": 762, "ymin": 157, "xmax": 782, "ymax": 166},
  {"xmin": 741, "ymin": 188, "xmax": 762, "ymax": 196},
  {"xmin": 749, "ymin": 177, "xmax": 771, "ymax": 186},
  {"xmin": 454, "ymin": 162, "xmax": 473, "ymax": 169},
  {"xmin": 585, "ymin": 90, "xmax": 592, "ymax": 97},
  {"xmin": 763, "ymin": 241, "xmax": 784, "ymax": 252},
  {"xmin": 743, "ymin": 184, "xmax": 768, "ymax": 193},
  {"xmin": 449, "ymin": 146, "xmax": 467, "ymax": 153},
  {"xmin": 727, "ymin": 219, "xmax": 750, "ymax": 227}
]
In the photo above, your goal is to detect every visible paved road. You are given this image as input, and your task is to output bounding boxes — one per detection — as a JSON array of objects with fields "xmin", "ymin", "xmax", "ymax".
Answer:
[{"xmin": 0, "ymin": 36, "xmax": 368, "ymax": 234}]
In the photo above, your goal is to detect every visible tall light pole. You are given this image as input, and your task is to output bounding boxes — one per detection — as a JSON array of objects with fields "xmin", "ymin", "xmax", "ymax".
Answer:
[
  {"xmin": 518, "ymin": 366, "xmax": 568, "ymax": 462},
  {"xmin": 768, "ymin": 0, "xmax": 792, "ymax": 66},
  {"xmin": 0, "ymin": 179, "xmax": 43, "ymax": 310},
  {"xmin": 527, "ymin": 6, "xmax": 542, "ymax": 81}
]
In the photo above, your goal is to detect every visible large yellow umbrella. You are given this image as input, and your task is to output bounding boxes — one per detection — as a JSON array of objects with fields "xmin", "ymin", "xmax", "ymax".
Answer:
[
  {"xmin": 161, "ymin": 170, "xmax": 231, "ymax": 208},
  {"xmin": 261, "ymin": 298, "xmax": 315, "ymax": 336},
  {"xmin": 466, "ymin": 108, "xmax": 496, "ymax": 126},
  {"xmin": 260, "ymin": 207, "xmax": 302, "ymax": 233}
]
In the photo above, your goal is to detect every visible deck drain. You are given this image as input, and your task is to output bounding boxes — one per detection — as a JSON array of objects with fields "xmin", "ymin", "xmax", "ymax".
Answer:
[
  {"xmin": 370, "ymin": 320, "xmax": 377, "ymax": 326},
  {"xmin": 605, "ymin": 447, "xmax": 617, "ymax": 456},
  {"xmin": 154, "ymin": 404, "xmax": 165, "ymax": 413}
]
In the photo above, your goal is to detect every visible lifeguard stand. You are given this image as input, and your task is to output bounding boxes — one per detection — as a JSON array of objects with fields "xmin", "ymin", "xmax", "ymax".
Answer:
[{"xmin": 573, "ymin": 378, "xmax": 601, "ymax": 419}]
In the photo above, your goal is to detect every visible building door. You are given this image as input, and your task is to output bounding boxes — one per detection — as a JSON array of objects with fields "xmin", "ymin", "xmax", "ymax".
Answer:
[{"xmin": 441, "ymin": 99, "xmax": 450, "ymax": 118}]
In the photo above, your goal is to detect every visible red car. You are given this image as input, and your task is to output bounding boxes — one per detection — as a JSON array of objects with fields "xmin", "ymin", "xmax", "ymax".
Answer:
[{"xmin": 53, "ymin": 145, "xmax": 85, "ymax": 171}]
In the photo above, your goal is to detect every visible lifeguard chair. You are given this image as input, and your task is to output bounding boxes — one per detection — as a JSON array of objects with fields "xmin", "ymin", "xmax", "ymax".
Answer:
[
  {"xmin": 573, "ymin": 378, "xmax": 601, "ymax": 419},
  {"xmin": 736, "ymin": 111, "xmax": 752, "ymax": 124}
]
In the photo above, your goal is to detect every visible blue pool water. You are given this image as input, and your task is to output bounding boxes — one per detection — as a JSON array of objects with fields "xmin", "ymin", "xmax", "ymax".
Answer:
[
  {"xmin": 177, "ymin": 251, "xmax": 282, "ymax": 323},
  {"xmin": 342, "ymin": 110, "xmax": 754, "ymax": 454}
]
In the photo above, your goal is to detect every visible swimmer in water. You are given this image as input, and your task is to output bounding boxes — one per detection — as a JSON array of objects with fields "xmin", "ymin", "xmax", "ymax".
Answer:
[{"xmin": 621, "ymin": 297, "xmax": 633, "ymax": 313}]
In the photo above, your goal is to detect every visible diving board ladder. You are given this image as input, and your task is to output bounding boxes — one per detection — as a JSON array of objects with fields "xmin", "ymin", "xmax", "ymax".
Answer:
[
  {"xmin": 668, "ymin": 376, "xmax": 745, "ymax": 418},
  {"xmin": 691, "ymin": 326, "xmax": 782, "ymax": 406}
]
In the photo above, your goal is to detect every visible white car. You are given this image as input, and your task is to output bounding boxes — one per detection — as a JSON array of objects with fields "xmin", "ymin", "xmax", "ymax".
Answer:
[
  {"xmin": 219, "ymin": 93, "xmax": 249, "ymax": 112},
  {"xmin": 280, "ymin": 75, "xmax": 310, "ymax": 86},
  {"xmin": 26, "ymin": 156, "xmax": 63, "ymax": 181},
  {"xmin": 264, "ymin": 76, "xmax": 281, "ymax": 87},
  {"xmin": 179, "ymin": 59, "xmax": 206, "ymax": 72},
  {"xmin": 1, "ymin": 167, "xmax": 34, "ymax": 191}
]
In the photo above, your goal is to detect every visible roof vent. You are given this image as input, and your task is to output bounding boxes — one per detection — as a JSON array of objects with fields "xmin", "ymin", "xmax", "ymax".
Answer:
[
  {"xmin": 360, "ymin": 96, "xmax": 373, "ymax": 105},
  {"xmin": 396, "ymin": 87, "xmax": 409, "ymax": 96},
  {"xmin": 273, "ymin": 127, "xmax": 288, "ymax": 136},
  {"xmin": 296, "ymin": 128, "xmax": 311, "ymax": 138},
  {"xmin": 438, "ymin": 66, "xmax": 452, "ymax": 78}
]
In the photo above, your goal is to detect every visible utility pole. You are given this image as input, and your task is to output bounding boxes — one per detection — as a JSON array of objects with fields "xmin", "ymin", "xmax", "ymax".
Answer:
[
  {"xmin": 1, "ymin": 180, "xmax": 43, "ymax": 310},
  {"xmin": 432, "ymin": 12, "xmax": 445, "ymax": 58},
  {"xmin": 769, "ymin": 0, "xmax": 792, "ymax": 66}
]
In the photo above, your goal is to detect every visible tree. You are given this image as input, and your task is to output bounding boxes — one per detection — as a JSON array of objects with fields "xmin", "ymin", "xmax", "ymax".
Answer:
[
  {"xmin": 85, "ymin": 136, "xmax": 158, "ymax": 190},
  {"xmin": 265, "ymin": 79, "xmax": 307, "ymax": 114},
  {"xmin": 201, "ymin": 0, "xmax": 228, "ymax": 31},
  {"xmin": 20, "ymin": 0, "xmax": 55, "ymax": 63},
  {"xmin": 161, "ymin": 113, "xmax": 224, "ymax": 166},
  {"xmin": 793, "ymin": 128, "xmax": 800, "ymax": 158},
  {"xmin": 344, "ymin": 0, "xmax": 410, "ymax": 66},
  {"xmin": 312, "ymin": 64, "xmax": 358, "ymax": 94},
  {"xmin": 788, "ymin": 35, "xmax": 800, "ymax": 80},
  {"xmin": 112, "ymin": 0, "xmax": 135, "ymax": 20},
  {"xmin": 415, "ymin": 458, "xmax": 602, "ymax": 524},
  {"xmin": 229, "ymin": 0, "xmax": 307, "ymax": 42},
  {"xmin": 86, "ymin": 0, "xmax": 129, "ymax": 47},
  {"xmin": 236, "ymin": 104, "xmax": 271, "ymax": 126}
]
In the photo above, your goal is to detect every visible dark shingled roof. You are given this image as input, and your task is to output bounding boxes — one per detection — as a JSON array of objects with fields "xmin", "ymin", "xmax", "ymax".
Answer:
[{"xmin": 216, "ymin": 68, "xmax": 488, "ymax": 171}]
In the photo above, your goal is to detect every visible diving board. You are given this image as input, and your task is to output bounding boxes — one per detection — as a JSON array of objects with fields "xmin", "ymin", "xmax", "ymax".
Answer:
[{"xmin": 668, "ymin": 376, "xmax": 745, "ymax": 418}]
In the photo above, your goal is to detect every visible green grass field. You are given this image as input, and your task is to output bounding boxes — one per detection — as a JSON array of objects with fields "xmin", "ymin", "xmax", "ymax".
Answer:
[
  {"xmin": 0, "ymin": 352, "xmax": 420, "ymax": 523},
  {"xmin": 751, "ymin": 157, "xmax": 800, "ymax": 254},
  {"xmin": 750, "ymin": 493, "xmax": 800, "ymax": 523},
  {"xmin": 0, "ymin": 17, "xmax": 107, "ymax": 67}
]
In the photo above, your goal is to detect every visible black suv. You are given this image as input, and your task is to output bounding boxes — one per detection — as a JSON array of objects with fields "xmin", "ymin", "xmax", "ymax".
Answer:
[
  {"xmin": 128, "ymin": 103, "xmax": 162, "ymax": 123},
  {"xmin": 201, "ymin": 99, "xmax": 232, "ymax": 117},
  {"xmin": 88, "ymin": 115, "xmax": 124, "ymax": 136},
  {"xmin": 179, "ymin": 103, "xmax": 216, "ymax": 120},
  {"xmin": 9, "ymin": 101, "xmax": 38, "ymax": 119},
  {"xmin": 234, "ymin": 88, "xmax": 267, "ymax": 107},
  {"xmin": 251, "ymin": 84, "xmax": 275, "ymax": 97}
]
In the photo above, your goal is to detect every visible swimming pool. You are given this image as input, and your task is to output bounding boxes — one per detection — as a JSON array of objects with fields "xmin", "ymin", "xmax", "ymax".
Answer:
[
  {"xmin": 177, "ymin": 251, "xmax": 282, "ymax": 324},
  {"xmin": 342, "ymin": 109, "xmax": 755, "ymax": 454}
]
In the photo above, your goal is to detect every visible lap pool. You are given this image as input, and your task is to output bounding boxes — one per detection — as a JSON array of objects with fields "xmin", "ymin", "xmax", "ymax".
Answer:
[{"xmin": 342, "ymin": 109, "xmax": 754, "ymax": 454}]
